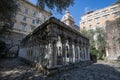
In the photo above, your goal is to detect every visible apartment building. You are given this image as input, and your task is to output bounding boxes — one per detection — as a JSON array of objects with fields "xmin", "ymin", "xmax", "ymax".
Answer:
[
  {"xmin": 80, "ymin": 3, "xmax": 120, "ymax": 30},
  {"xmin": 7, "ymin": 0, "xmax": 52, "ymax": 44},
  {"xmin": 13, "ymin": 0, "xmax": 52, "ymax": 35},
  {"xmin": 80, "ymin": 3, "xmax": 120, "ymax": 60}
]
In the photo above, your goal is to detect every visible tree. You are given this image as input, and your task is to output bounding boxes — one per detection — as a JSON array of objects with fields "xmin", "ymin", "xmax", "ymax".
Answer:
[
  {"xmin": 95, "ymin": 28, "xmax": 106, "ymax": 59},
  {"xmin": 37, "ymin": 0, "xmax": 74, "ymax": 13},
  {"xmin": 0, "ymin": 0, "xmax": 17, "ymax": 39},
  {"xmin": 117, "ymin": 0, "xmax": 120, "ymax": 3},
  {"xmin": 0, "ymin": 0, "xmax": 18, "ymax": 57},
  {"xmin": 81, "ymin": 29, "xmax": 95, "ymax": 49},
  {"xmin": 80, "ymin": 28, "xmax": 106, "ymax": 60}
]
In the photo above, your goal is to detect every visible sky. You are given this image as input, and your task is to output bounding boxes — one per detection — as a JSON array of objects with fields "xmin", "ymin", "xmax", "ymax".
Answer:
[{"xmin": 29, "ymin": 0, "xmax": 117, "ymax": 26}]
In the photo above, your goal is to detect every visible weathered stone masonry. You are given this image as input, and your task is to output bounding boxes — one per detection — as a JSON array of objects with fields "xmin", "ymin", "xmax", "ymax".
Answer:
[{"xmin": 19, "ymin": 17, "xmax": 90, "ymax": 69}]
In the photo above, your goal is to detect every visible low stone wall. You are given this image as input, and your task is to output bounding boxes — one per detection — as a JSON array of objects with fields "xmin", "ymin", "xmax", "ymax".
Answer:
[
  {"xmin": 45, "ymin": 61, "xmax": 92, "ymax": 76},
  {"xmin": 19, "ymin": 56, "xmax": 92, "ymax": 76}
]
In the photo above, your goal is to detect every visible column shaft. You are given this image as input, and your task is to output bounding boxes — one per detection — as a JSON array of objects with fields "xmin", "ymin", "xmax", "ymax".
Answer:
[{"xmin": 68, "ymin": 42, "xmax": 73, "ymax": 63}]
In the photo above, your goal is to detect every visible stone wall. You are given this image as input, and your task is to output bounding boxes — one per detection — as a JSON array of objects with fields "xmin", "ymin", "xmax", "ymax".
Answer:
[{"xmin": 105, "ymin": 20, "xmax": 120, "ymax": 60}]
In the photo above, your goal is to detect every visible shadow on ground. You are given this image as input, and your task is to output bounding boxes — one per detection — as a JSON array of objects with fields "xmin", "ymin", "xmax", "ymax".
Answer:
[{"xmin": 0, "ymin": 57, "xmax": 120, "ymax": 80}]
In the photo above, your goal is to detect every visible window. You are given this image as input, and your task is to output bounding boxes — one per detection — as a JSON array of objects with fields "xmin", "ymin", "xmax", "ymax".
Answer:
[
  {"xmin": 95, "ymin": 17, "xmax": 100, "ymax": 21},
  {"xmin": 82, "ymin": 22, "xmax": 85, "ymax": 25},
  {"xmin": 102, "ymin": 10, "xmax": 107, "ymax": 15},
  {"xmin": 89, "ymin": 25, "xmax": 92, "ymax": 29},
  {"xmin": 94, "ymin": 12, "xmax": 99, "ymax": 17},
  {"xmin": 113, "ymin": 12, "xmax": 119, "ymax": 17},
  {"xmin": 44, "ymin": 16, "xmax": 46, "ymax": 21},
  {"xmin": 111, "ymin": 7, "xmax": 117, "ymax": 12},
  {"xmin": 24, "ymin": 8, "xmax": 28, "ymax": 14},
  {"xmin": 22, "ymin": 16, "xmax": 27, "ymax": 21},
  {"xmin": 83, "ymin": 26, "xmax": 86, "ymax": 29},
  {"xmin": 36, "ymin": 19, "xmax": 40, "ymax": 24},
  {"xmin": 31, "ymin": 26, "xmax": 36, "ymax": 31},
  {"xmin": 87, "ymin": 15, "xmax": 92, "ymax": 19},
  {"xmin": 32, "ymin": 19, "xmax": 35, "ymax": 24},
  {"xmin": 96, "ymin": 23, "xmax": 100, "ymax": 28},
  {"xmin": 103, "ymin": 14, "xmax": 109, "ymax": 19},
  {"xmin": 88, "ymin": 19, "xmax": 92, "ymax": 22},
  {"xmin": 20, "ymin": 24, "xmax": 26, "ymax": 31},
  {"xmin": 33, "ymin": 12, "xmax": 36, "ymax": 17},
  {"xmin": 17, "ymin": 3, "xmax": 21, "ymax": 6}
]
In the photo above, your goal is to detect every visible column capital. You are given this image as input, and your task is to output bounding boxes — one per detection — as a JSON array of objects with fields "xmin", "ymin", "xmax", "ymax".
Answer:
[
  {"xmin": 61, "ymin": 40, "xmax": 67, "ymax": 44},
  {"xmin": 68, "ymin": 41, "xmax": 73, "ymax": 45}
]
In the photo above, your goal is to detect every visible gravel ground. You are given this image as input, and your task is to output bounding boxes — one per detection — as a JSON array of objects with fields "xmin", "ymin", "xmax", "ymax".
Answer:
[{"xmin": 0, "ymin": 58, "xmax": 120, "ymax": 80}]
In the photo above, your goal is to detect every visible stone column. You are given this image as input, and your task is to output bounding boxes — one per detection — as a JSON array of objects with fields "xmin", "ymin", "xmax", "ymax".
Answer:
[
  {"xmin": 38, "ymin": 44, "xmax": 41, "ymax": 64},
  {"xmin": 78, "ymin": 42, "xmax": 81, "ymax": 61},
  {"xmin": 86, "ymin": 43, "xmax": 90, "ymax": 60},
  {"xmin": 42, "ymin": 43, "xmax": 46, "ymax": 65},
  {"xmin": 72, "ymin": 42, "xmax": 75, "ymax": 63},
  {"xmin": 53, "ymin": 40, "xmax": 57, "ymax": 66},
  {"xmin": 88, "ymin": 47, "xmax": 90, "ymax": 60},
  {"xmin": 84, "ymin": 42, "xmax": 88, "ymax": 61},
  {"xmin": 48, "ymin": 42, "xmax": 53, "ymax": 68},
  {"xmin": 48, "ymin": 39, "xmax": 58, "ymax": 67},
  {"xmin": 68, "ymin": 41, "xmax": 73, "ymax": 63},
  {"xmin": 61, "ymin": 40, "xmax": 67, "ymax": 65},
  {"xmin": 79, "ymin": 46, "xmax": 81, "ymax": 61},
  {"xmin": 74, "ymin": 43, "xmax": 77, "ymax": 62},
  {"xmin": 86, "ymin": 46, "xmax": 88, "ymax": 60},
  {"xmin": 83, "ymin": 44, "xmax": 86, "ymax": 61},
  {"xmin": 76, "ymin": 43, "xmax": 80, "ymax": 62},
  {"xmin": 81, "ymin": 43, "xmax": 84, "ymax": 61},
  {"xmin": 84, "ymin": 45, "xmax": 87, "ymax": 61}
]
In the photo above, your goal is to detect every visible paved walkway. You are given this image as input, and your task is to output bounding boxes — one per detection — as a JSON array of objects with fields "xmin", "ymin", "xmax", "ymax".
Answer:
[{"xmin": 0, "ymin": 58, "xmax": 120, "ymax": 80}]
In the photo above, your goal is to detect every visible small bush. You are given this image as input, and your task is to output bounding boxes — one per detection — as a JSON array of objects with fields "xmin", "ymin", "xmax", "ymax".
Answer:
[
  {"xmin": 90, "ymin": 49, "xmax": 100, "ymax": 62},
  {"xmin": 90, "ymin": 49, "xmax": 99, "ymax": 56}
]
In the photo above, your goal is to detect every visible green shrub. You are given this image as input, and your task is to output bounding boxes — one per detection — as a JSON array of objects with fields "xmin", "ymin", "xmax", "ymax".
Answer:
[{"xmin": 90, "ymin": 49, "xmax": 99, "ymax": 56}]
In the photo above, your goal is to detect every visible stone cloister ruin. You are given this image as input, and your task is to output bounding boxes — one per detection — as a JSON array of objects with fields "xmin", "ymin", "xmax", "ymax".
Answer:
[{"xmin": 19, "ymin": 17, "xmax": 90, "ymax": 69}]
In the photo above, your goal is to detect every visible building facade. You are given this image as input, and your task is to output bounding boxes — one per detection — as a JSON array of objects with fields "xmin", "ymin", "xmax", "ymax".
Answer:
[
  {"xmin": 8, "ymin": 0, "xmax": 51, "ymax": 44},
  {"xmin": 19, "ymin": 17, "xmax": 90, "ymax": 70},
  {"xmin": 5, "ymin": 0, "xmax": 51, "ymax": 57},
  {"xmin": 80, "ymin": 3, "xmax": 120, "ymax": 60},
  {"xmin": 61, "ymin": 10, "xmax": 80, "ymax": 31},
  {"xmin": 19, "ymin": 10, "xmax": 90, "ymax": 71},
  {"xmin": 80, "ymin": 3, "xmax": 120, "ymax": 30}
]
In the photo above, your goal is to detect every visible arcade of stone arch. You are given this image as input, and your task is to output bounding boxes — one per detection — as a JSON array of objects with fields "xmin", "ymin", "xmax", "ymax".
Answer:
[{"xmin": 19, "ymin": 17, "xmax": 90, "ymax": 69}]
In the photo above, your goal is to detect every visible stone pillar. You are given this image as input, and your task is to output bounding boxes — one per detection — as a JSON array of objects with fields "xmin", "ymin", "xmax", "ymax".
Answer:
[
  {"xmin": 81, "ymin": 43, "xmax": 84, "ymax": 61},
  {"xmin": 53, "ymin": 40, "xmax": 57, "ymax": 66},
  {"xmin": 83, "ymin": 42, "xmax": 86, "ymax": 61},
  {"xmin": 79, "ymin": 46, "xmax": 81, "ymax": 61},
  {"xmin": 83, "ymin": 45, "xmax": 86, "ymax": 61},
  {"xmin": 74, "ymin": 42, "xmax": 78, "ymax": 62},
  {"xmin": 61, "ymin": 40, "xmax": 67, "ymax": 65},
  {"xmin": 87, "ymin": 43, "xmax": 90, "ymax": 60},
  {"xmin": 68, "ymin": 41, "xmax": 73, "ymax": 63},
  {"xmin": 48, "ymin": 39, "xmax": 58, "ymax": 67},
  {"xmin": 84, "ymin": 45, "xmax": 87, "ymax": 61},
  {"xmin": 86, "ymin": 47, "xmax": 88, "ymax": 60},
  {"xmin": 38, "ymin": 44, "xmax": 41, "ymax": 64},
  {"xmin": 84, "ymin": 42, "xmax": 88, "ymax": 61},
  {"xmin": 72, "ymin": 42, "xmax": 75, "ymax": 62},
  {"xmin": 42, "ymin": 43, "xmax": 46, "ymax": 65},
  {"xmin": 78, "ymin": 42, "xmax": 81, "ymax": 61},
  {"xmin": 76, "ymin": 43, "xmax": 80, "ymax": 62},
  {"xmin": 48, "ymin": 42, "xmax": 53, "ymax": 68}
]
